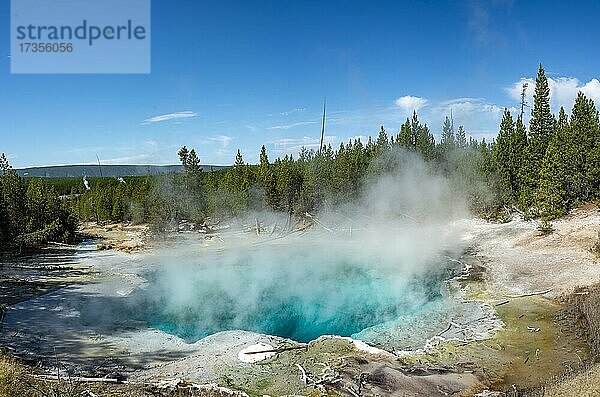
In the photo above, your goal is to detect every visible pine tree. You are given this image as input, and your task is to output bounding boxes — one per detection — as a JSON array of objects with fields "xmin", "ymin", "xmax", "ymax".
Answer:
[
  {"xmin": 177, "ymin": 145, "xmax": 202, "ymax": 195},
  {"xmin": 178, "ymin": 146, "xmax": 201, "ymax": 174},
  {"xmin": 492, "ymin": 109, "xmax": 516, "ymax": 203},
  {"xmin": 178, "ymin": 146, "xmax": 189, "ymax": 168},
  {"xmin": 264, "ymin": 170, "xmax": 280, "ymax": 210},
  {"xmin": 275, "ymin": 155, "xmax": 303, "ymax": 214},
  {"xmin": 587, "ymin": 115, "xmax": 600, "ymax": 200},
  {"xmin": 523, "ymin": 64, "xmax": 555, "ymax": 200},
  {"xmin": 349, "ymin": 138, "xmax": 368, "ymax": 189},
  {"xmin": 416, "ymin": 123, "xmax": 435, "ymax": 160},
  {"xmin": 186, "ymin": 149, "xmax": 202, "ymax": 173},
  {"xmin": 0, "ymin": 156, "xmax": 24, "ymax": 245},
  {"xmin": 231, "ymin": 149, "xmax": 250, "ymax": 207},
  {"xmin": 298, "ymin": 147, "xmax": 311, "ymax": 163},
  {"xmin": 519, "ymin": 65, "xmax": 553, "ymax": 207},
  {"xmin": 570, "ymin": 92, "xmax": 600, "ymax": 200},
  {"xmin": 440, "ymin": 116, "xmax": 455, "ymax": 151},
  {"xmin": 365, "ymin": 136, "xmax": 376, "ymax": 158},
  {"xmin": 234, "ymin": 149, "xmax": 244, "ymax": 167},
  {"xmin": 111, "ymin": 183, "xmax": 127, "ymax": 221},
  {"xmin": 20, "ymin": 178, "xmax": 76, "ymax": 245},
  {"xmin": 0, "ymin": 155, "xmax": 10, "ymax": 245},
  {"xmin": 536, "ymin": 107, "xmax": 573, "ymax": 217},
  {"xmin": 410, "ymin": 111, "xmax": 420, "ymax": 148},
  {"xmin": 396, "ymin": 118, "xmax": 413, "ymax": 149},
  {"xmin": 510, "ymin": 116, "xmax": 528, "ymax": 199},
  {"xmin": 258, "ymin": 145, "xmax": 270, "ymax": 184},
  {"xmin": 0, "ymin": 153, "xmax": 10, "ymax": 174},
  {"xmin": 375, "ymin": 126, "xmax": 390, "ymax": 154},
  {"xmin": 529, "ymin": 64, "xmax": 554, "ymax": 151},
  {"xmin": 401, "ymin": 112, "xmax": 434, "ymax": 159},
  {"xmin": 456, "ymin": 125, "xmax": 467, "ymax": 149},
  {"xmin": 477, "ymin": 138, "xmax": 498, "ymax": 211}
]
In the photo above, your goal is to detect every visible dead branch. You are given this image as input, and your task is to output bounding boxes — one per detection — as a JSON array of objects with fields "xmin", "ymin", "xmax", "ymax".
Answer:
[
  {"xmin": 438, "ymin": 323, "xmax": 453, "ymax": 336},
  {"xmin": 304, "ymin": 213, "xmax": 334, "ymax": 233},
  {"xmin": 345, "ymin": 386, "xmax": 361, "ymax": 397},
  {"xmin": 504, "ymin": 288, "xmax": 553, "ymax": 298},
  {"xmin": 296, "ymin": 364, "xmax": 307, "ymax": 384},
  {"xmin": 0, "ymin": 305, "xmax": 5, "ymax": 331}
]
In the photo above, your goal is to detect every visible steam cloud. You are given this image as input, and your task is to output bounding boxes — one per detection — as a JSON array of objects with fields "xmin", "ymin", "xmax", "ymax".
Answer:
[{"xmin": 130, "ymin": 150, "xmax": 469, "ymax": 343}]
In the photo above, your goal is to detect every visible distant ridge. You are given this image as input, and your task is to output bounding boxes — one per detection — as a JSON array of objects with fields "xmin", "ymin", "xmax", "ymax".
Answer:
[{"xmin": 16, "ymin": 164, "xmax": 229, "ymax": 178}]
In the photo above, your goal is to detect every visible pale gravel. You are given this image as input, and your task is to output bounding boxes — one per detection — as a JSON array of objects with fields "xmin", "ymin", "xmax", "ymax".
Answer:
[{"xmin": 461, "ymin": 205, "xmax": 600, "ymax": 299}]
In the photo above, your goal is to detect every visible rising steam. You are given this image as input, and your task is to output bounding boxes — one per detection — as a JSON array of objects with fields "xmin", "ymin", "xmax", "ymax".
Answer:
[{"xmin": 129, "ymin": 150, "xmax": 469, "ymax": 343}]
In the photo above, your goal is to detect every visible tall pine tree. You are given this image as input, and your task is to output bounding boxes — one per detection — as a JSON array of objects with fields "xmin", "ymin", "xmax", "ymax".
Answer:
[
  {"xmin": 397, "ymin": 118, "xmax": 413, "ymax": 149},
  {"xmin": 511, "ymin": 115, "xmax": 528, "ymax": 201},
  {"xmin": 536, "ymin": 107, "xmax": 574, "ymax": 217},
  {"xmin": 521, "ymin": 64, "xmax": 555, "ymax": 207},
  {"xmin": 492, "ymin": 109, "xmax": 516, "ymax": 203},
  {"xmin": 456, "ymin": 125, "xmax": 467, "ymax": 149},
  {"xmin": 570, "ymin": 92, "xmax": 600, "ymax": 200},
  {"xmin": 440, "ymin": 116, "xmax": 456, "ymax": 152},
  {"xmin": 529, "ymin": 64, "xmax": 555, "ymax": 153}
]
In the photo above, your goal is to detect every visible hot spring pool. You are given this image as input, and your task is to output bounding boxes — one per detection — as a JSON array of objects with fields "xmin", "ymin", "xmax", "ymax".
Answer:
[{"xmin": 128, "ymin": 240, "xmax": 458, "ymax": 344}]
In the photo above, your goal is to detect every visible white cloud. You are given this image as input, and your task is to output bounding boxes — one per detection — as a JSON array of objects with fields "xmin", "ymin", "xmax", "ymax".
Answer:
[
  {"xmin": 429, "ymin": 98, "xmax": 513, "ymax": 142},
  {"xmin": 280, "ymin": 107, "xmax": 307, "ymax": 116},
  {"xmin": 267, "ymin": 120, "xmax": 319, "ymax": 130},
  {"xmin": 269, "ymin": 136, "xmax": 320, "ymax": 149},
  {"xmin": 207, "ymin": 134, "xmax": 233, "ymax": 148},
  {"xmin": 267, "ymin": 134, "xmax": 372, "ymax": 158},
  {"xmin": 268, "ymin": 135, "xmax": 340, "ymax": 153},
  {"xmin": 435, "ymin": 98, "xmax": 505, "ymax": 120},
  {"xmin": 506, "ymin": 77, "xmax": 600, "ymax": 117},
  {"xmin": 142, "ymin": 111, "xmax": 197, "ymax": 124},
  {"xmin": 100, "ymin": 139, "xmax": 182, "ymax": 165},
  {"xmin": 395, "ymin": 96, "xmax": 428, "ymax": 114},
  {"xmin": 102, "ymin": 153, "xmax": 158, "ymax": 164},
  {"xmin": 582, "ymin": 79, "xmax": 600, "ymax": 102}
]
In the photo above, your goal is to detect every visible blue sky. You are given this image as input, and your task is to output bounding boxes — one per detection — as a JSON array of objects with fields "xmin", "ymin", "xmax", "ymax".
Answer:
[{"xmin": 2, "ymin": 0, "xmax": 600, "ymax": 168}]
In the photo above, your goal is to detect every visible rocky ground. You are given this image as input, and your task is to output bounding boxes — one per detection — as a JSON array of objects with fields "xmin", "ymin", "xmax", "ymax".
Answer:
[
  {"xmin": 81, "ymin": 221, "xmax": 150, "ymax": 252},
  {"xmin": 460, "ymin": 204, "xmax": 600, "ymax": 396},
  {"xmin": 462, "ymin": 203, "xmax": 600, "ymax": 299},
  {"xmin": 1, "ymin": 206, "xmax": 600, "ymax": 396}
]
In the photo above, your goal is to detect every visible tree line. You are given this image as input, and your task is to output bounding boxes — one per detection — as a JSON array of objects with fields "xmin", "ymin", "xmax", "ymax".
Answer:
[
  {"xmin": 1, "ymin": 64, "xmax": 598, "ymax": 251},
  {"xmin": 492, "ymin": 65, "xmax": 600, "ymax": 219},
  {"xmin": 138, "ymin": 65, "xmax": 600, "ymax": 222},
  {"xmin": 0, "ymin": 154, "xmax": 77, "ymax": 251}
]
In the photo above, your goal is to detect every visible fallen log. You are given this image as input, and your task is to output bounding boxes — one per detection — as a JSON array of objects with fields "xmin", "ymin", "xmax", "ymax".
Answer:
[
  {"xmin": 47, "ymin": 241, "xmax": 71, "ymax": 247},
  {"xmin": 244, "ymin": 345, "xmax": 307, "ymax": 355},
  {"xmin": 32, "ymin": 375, "xmax": 124, "ymax": 383}
]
